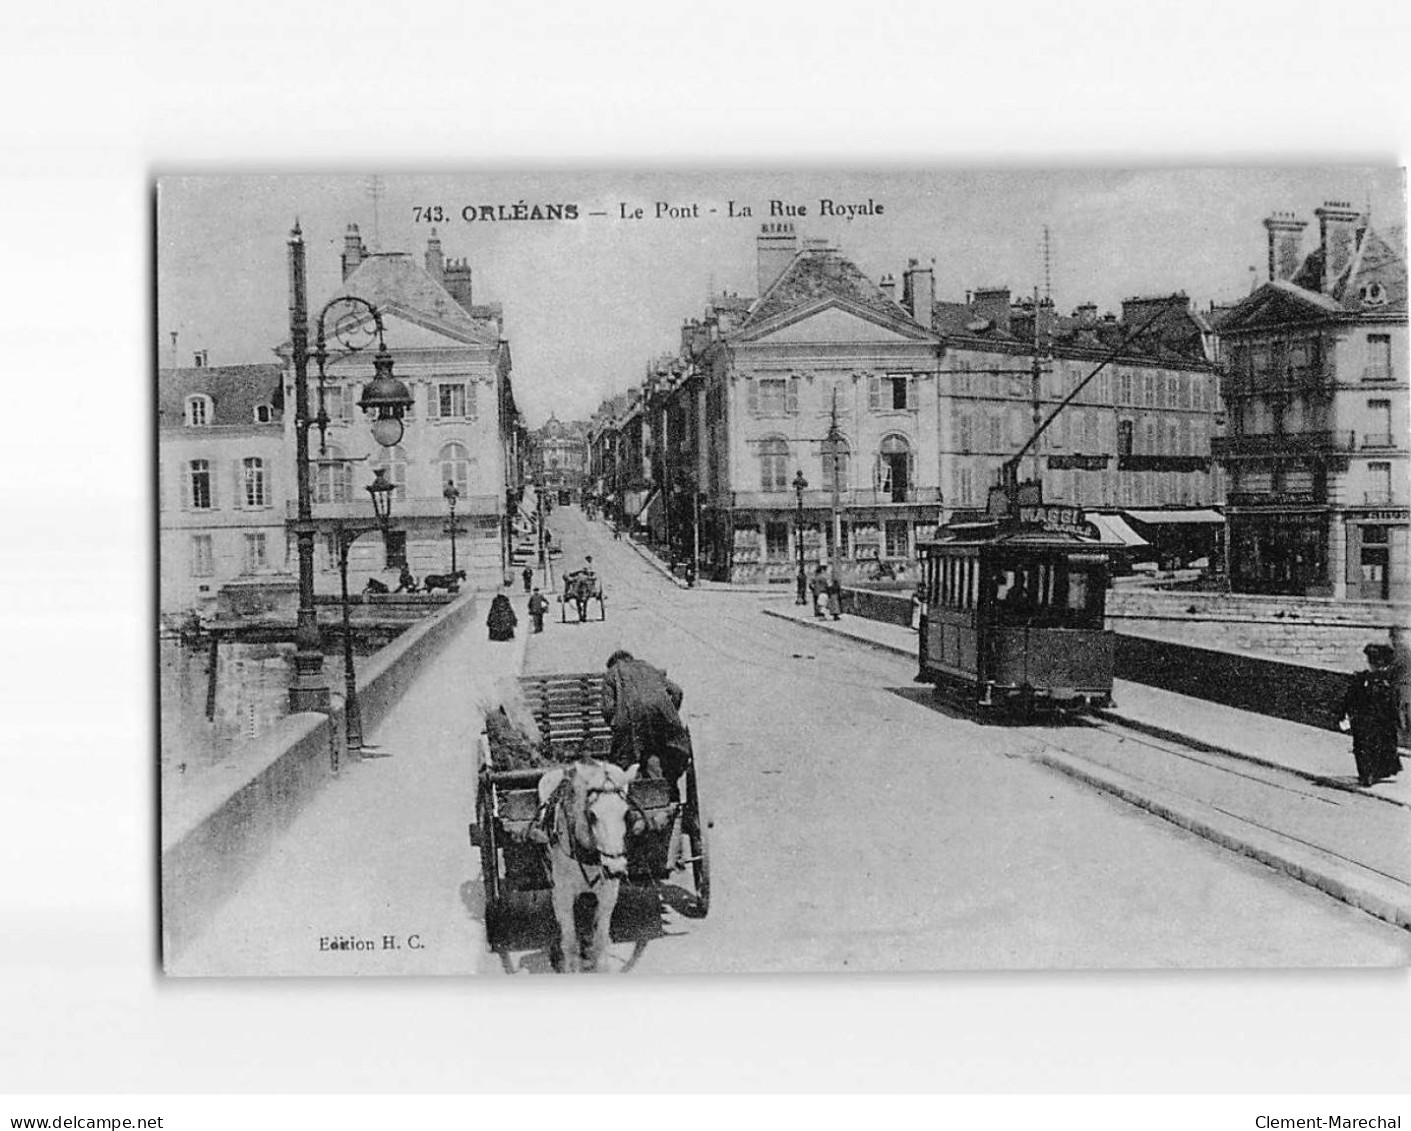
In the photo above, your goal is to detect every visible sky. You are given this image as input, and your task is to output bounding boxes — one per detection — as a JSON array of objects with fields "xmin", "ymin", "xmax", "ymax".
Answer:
[{"xmin": 157, "ymin": 167, "xmax": 1404, "ymax": 428}]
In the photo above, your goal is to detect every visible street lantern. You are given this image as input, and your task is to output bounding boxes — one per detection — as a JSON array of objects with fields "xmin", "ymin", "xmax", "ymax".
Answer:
[
  {"xmin": 443, "ymin": 480, "xmax": 461, "ymax": 575},
  {"xmin": 358, "ymin": 344, "xmax": 414, "ymax": 448},
  {"xmin": 367, "ymin": 467, "xmax": 395, "ymax": 530},
  {"xmin": 793, "ymin": 469, "xmax": 809, "ymax": 605}
]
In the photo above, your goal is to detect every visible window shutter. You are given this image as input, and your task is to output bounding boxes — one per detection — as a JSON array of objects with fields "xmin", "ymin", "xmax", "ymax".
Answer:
[
  {"xmin": 873, "ymin": 453, "xmax": 883, "ymax": 491},
  {"xmin": 468, "ymin": 382, "xmax": 478, "ymax": 420},
  {"xmin": 427, "ymin": 384, "xmax": 441, "ymax": 419},
  {"xmin": 233, "ymin": 460, "xmax": 245, "ymax": 509},
  {"xmin": 867, "ymin": 376, "xmax": 881, "ymax": 411},
  {"xmin": 906, "ymin": 375, "xmax": 918, "ymax": 411},
  {"xmin": 786, "ymin": 376, "xmax": 799, "ymax": 414},
  {"xmin": 181, "ymin": 463, "xmax": 191, "ymax": 510},
  {"xmin": 907, "ymin": 450, "xmax": 916, "ymax": 499},
  {"xmin": 746, "ymin": 378, "xmax": 758, "ymax": 415},
  {"xmin": 263, "ymin": 463, "xmax": 274, "ymax": 509}
]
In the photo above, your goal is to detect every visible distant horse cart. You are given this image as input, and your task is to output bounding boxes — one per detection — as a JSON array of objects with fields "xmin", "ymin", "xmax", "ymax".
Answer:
[
  {"xmin": 469, "ymin": 672, "xmax": 710, "ymax": 970},
  {"xmin": 560, "ymin": 570, "xmax": 605, "ymax": 622}
]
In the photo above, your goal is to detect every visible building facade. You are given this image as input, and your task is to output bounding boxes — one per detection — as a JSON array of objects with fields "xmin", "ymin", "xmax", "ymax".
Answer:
[
  {"xmin": 1215, "ymin": 203, "xmax": 1408, "ymax": 600},
  {"xmin": 529, "ymin": 414, "xmax": 589, "ymax": 500},
  {"xmin": 279, "ymin": 226, "xmax": 522, "ymax": 593},
  {"xmin": 158, "ymin": 361, "xmax": 289, "ymax": 614}
]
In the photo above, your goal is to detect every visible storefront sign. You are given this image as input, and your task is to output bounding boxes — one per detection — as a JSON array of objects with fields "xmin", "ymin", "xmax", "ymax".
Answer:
[
  {"xmin": 1018, "ymin": 504, "xmax": 1088, "ymax": 535},
  {"xmin": 1048, "ymin": 454, "xmax": 1111, "ymax": 471},
  {"xmin": 1348, "ymin": 509, "xmax": 1409, "ymax": 522}
]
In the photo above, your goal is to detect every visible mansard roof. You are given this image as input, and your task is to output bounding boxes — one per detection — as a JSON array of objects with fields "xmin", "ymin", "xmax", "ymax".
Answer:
[
  {"xmin": 158, "ymin": 363, "xmax": 283, "ymax": 428},
  {"xmin": 337, "ymin": 252, "xmax": 503, "ymax": 345}
]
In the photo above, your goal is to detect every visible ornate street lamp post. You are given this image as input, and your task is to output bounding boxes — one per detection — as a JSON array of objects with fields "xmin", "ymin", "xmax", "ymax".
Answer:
[
  {"xmin": 334, "ymin": 468, "xmax": 396, "ymax": 757},
  {"xmin": 793, "ymin": 469, "xmax": 809, "ymax": 605},
  {"xmin": 443, "ymin": 480, "xmax": 462, "ymax": 575},
  {"xmin": 286, "ymin": 222, "xmax": 412, "ymax": 717}
]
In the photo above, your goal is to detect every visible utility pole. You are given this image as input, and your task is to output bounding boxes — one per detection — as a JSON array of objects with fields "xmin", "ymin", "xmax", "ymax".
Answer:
[{"xmin": 826, "ymin": 386, "xmax": 844, "ymax": 571}]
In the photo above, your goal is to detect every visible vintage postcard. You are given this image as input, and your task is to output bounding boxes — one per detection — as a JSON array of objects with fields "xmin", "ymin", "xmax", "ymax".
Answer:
[{"xmin": 157, "ymin": 169, "xmax": 1410, "ymax": 976}]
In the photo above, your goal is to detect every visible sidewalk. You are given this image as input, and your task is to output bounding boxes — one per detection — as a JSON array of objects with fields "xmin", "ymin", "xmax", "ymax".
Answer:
[
  {"xmin": 599, "ymin": 517, "xmax": 788, "ymax": 594},
  {"xmin": 168, "ymin": 594, "xmax": 530, "ymax": 976},
  {"xmin": 764, "ymin": 602, "xmax": 1411, "ymax": 931}
]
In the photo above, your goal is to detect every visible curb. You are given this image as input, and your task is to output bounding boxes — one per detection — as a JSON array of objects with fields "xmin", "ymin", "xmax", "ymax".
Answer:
[
  {"xmin": 1035, "ymin": 749, "xmax": 1411, "ymax": 932},
  {"xmin": 761, "ymin": 606, "xmax": 916, "ymax": 660},
  {"xmin": 1092, "ymin": 708, "xmax": 1410, "ymax": 811}
]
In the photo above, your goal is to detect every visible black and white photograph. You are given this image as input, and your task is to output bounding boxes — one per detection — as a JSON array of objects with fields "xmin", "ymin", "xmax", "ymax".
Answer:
[{"xmin": 156, "ymin": 168, "xmax": 1410, "ymax": 978}]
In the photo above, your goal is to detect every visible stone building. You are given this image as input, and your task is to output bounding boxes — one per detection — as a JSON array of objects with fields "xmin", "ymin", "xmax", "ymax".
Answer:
[
  {"xmin": 158, "ymin": 360, "xmax": 288, "ymax": 614},
  {"xmin": 1215, "ymin": 202, "xmax": 1408, "ymax": 600},
  {"xmin": 278, "ymin": 226, "xmax": 522, "ymax": 592},
  {"xmin": 687, "ymin": 228, "xmax": 944, "ymax": 584},
  {"xmin": 529, "ymin": 413, "xmax": 589, "ymax": 500},
  {"xmin": 931, "ymin": 288, "xmax": 1227, "ymax": 565}
]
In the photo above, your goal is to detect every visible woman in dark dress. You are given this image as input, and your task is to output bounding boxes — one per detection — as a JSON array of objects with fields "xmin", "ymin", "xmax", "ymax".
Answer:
[
  {"xmin": 486, "ymin": 593, "xmax": 518, "ymax": 641},
  {"xmin": 1338, "ymin": 642, "xmax": 1402, "ymax": 786}
]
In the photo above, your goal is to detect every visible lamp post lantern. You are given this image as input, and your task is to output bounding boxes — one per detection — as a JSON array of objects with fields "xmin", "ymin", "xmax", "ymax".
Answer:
[
  {"xmin": 286, "ymin": 222, "xmax": 413, "ymax": 723},
  {"xmin": 793, "ymin": 469, "xmax": 809, "ymax": 605},
  {"xmin": 443, "ymin": 480, "xmax": 462, "ymax": 575}
]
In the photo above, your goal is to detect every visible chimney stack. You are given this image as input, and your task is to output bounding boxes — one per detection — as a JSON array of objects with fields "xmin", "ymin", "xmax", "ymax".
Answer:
[
  {"xmin": 1074, "ymin": 302, "xmax": 1098, "ymax": 324},
  {"xmin": 341, "ymin": 224, "xmax": 366, "ymax": 281},
  {"xmin": 1262, "ymin": 211, "xmax": 1307, "ymax": 282},
  {"xmin": 879, "ymin": 273, "xmax": 897, "ymax": 303},
  {"xmin": 756, "ymin": 223, "xmax": 798, "ymax": 296},
  {"xmin": 425, "ymin": 228, "xmax": 444, "ymax": 282},
  {"xmin": 1314, "ymin": 200, "xmax": 1362, "ymax": 294},
  {"xmin": 972, "ymin": 287, "xmax": 1012, "ymax": 333},
  {"xmin": 902, "ymin": 258, "xmax": 934, "ymax": 326},
  {"xmin": 443, "ymin": 257, "xmax": 474, "ymax": 311}
]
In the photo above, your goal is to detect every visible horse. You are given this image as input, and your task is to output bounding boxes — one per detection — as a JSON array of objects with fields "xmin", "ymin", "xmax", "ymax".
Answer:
[
  {"xmin": 363, "ymin": 578, "xmax": 390, "ymax": 595},
  {"xmin": 422, "ymin": 569, "xmax": 466, "ymax": 593},
  {"xmin": 561, "ymin": 570, "xmax": 601, "ymax": 622},
  {"xmin": 534, "ymin": 759, "xmax": 640, "ymax": 973}
]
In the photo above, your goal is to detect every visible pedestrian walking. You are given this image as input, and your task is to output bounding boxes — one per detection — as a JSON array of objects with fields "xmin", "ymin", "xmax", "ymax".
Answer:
[
  {"xmin": 528, "ymin": 587, "xmax": 549, "ymax": 633},
  {"xmin": 1337, "ymin": 642, "xmax": 1403, "ymax": 786},
  {"xmin": 521, "ymin": 565, "xmax": 533, "ymax": 593},
  {"xmin": 486, "ymin": 592, "xmax": 518, "ymax": 641},
  {"xmin": 809, "ymin": 565, "xmax": 827, "ymax": 618},
  {"xmin": 825, "ymin": 567, "xmax": 843, "ymax": 621}
]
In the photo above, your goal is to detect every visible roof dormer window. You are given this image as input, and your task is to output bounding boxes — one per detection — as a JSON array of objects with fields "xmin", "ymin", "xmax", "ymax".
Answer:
[
  {"xmin": 1359, "ymin": 282, "xmax": 1388, "ymax": 307},
  {"xmin": 254, "ymin": 403, "xmax": 274, "ymax": 424},
  {"xmin": 185, "ymin": 395, "xmax": 212, "ymax": 427}
]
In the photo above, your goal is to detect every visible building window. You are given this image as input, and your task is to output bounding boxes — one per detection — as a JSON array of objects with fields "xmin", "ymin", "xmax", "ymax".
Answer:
[
  {"xmin": 884, "ymin": 520, "xmax": 909, "ymax": 559},
  {"xmin": 379, "ymin": 445, "xmax": 409, "ymax": 500},
  {"xmin": 764, "ymin": 521, "xmax": 790, "ymax": 561},
  {"xmin": 758, "ymin": 436, "xmax": 789, "ymax": 492},
  {"xmin": 821, "ymin": 438, "xmax": 851, "ymax": 492},
  {"xmin": 436, "ymin": 382, "xmax": 468, "ymax": 419},
  {"xmin": 1360, "ymin": 283, "xmax": 1389, "ymax": 307},
  {"xmin": 1367, "ymin": 461, "xmax": 1393, "ymax": 505},
  {"xmin": 190, "ymin": 534, "xmax": 214, "ymax": 577},
  {"xmin": 1117, "ymin": 420, "xmax": 1134, "ymax": 457},
  {"xmin": 758, "ymin": 378, "xmax": 787, "ymax": 414},
  {"xmin": 1366, "ymin": 400, "xmax": 1393, "ymax": 448},
  {"xmin": 877, "ymin": 434, "xmax": 913, "ymax": 503},
  {"xmin": 185, "ymin": 395, "xmax": 212, "ymax": 426},
  {"xmin": 315, "ymin": 446, "xmax": 349, "ymax": 504},
  {"xmin": 958, "ymin": 414, "xmax": 973, "ymax": 454},
  {"xmin": 254, "ymin": 403, "xmax": 274, "ymax": 424},
  {"xmin": 957, "ymin": 465, "xmax": 975, "ymax": 506},
  {"xmin": 440, "ymin": 442, "xmax": 471, "ymax": 495},
  {"xmin": 242, "ymin": 532, "xmax": 268, "ymax": 574},
  {"xmin": 320, "ymin": 384, "xmax": 348, "ymax": 421},
  {"xmin": 1366, "ymin": 334, "xmax": 1393, "ymax": 381},
  {"xmin": 242, "ymin": 457, "xmax": 268, "ymax": 508},
  {"xmin": 886, "ymin": 374, "xmax": 914, "ymax": 410},
  {"xmin": 383, "ymin": 530, "xmax": 407, "ymax": 570},
  {"xmin": 188, "ymin": 459, "xmax": 213, "ymax": 509}
]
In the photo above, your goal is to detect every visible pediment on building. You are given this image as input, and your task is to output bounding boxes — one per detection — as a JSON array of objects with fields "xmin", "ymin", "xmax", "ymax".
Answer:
[
  {"xmin": 735, "ymin": 298, "xmax": 936, "ymax": 345},
  {"xmin": 1218, "ymin": 281, "xmax": 1345, "ymax": 333}
]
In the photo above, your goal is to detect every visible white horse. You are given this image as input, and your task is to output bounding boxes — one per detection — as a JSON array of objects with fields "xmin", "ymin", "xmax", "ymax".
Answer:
[{"xmin": 536, "ymin": 759, "xmax": 640, "ymax": 973}]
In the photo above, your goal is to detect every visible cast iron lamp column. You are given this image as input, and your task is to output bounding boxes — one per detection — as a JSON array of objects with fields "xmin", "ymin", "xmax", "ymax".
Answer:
[
  {"xmin": 443, "ymin": 481, "xmax": 462, "ymax": 575},
  {"xmin": 334, "ymin": 468, "xmax": 397, "ymax": 758},
  {"xmin": 286, "ymin": 222, "xmax": 413, "ymax": 714},
  {"xmin": 793, "ymin": 469, "xmax": 809, "ymax": 605}
]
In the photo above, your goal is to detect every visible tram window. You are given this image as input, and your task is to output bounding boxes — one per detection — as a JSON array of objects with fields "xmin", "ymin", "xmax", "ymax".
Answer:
[{"xmin": 1068, "ymin": 570, "xmax": 1089, "ymax": 611}]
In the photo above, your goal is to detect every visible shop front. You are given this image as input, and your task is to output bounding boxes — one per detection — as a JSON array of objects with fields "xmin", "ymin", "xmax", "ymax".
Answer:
[
  {"xmin": 1343, "ymin": 507, "xmax": 1410, "ymax": 602},
  {"xmin": 1228, "ymin": 509, "xmax": 1330, "ymax": 596}
]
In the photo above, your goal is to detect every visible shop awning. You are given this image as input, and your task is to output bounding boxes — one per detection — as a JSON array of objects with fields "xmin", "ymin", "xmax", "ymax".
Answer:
[
  {"xmin": 1121, "ymin": 508, "xmax": 1225, "ymax": 526},
  {"xmin": 1087, "ymin": 513, "xmax": 1149, "ymax": 547},
  {"xmin": 637, "ymin": 489, "xmax": 663, "ymax": 533}
]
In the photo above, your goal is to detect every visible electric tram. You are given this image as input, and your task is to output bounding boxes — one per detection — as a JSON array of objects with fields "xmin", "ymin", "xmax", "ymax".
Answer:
[{"xmin": 916, "ymin": 483, "xmax": 1114, "ymax": 715}]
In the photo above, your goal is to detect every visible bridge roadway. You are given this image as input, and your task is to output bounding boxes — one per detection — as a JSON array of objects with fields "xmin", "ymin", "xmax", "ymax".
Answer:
[{"xmin": 171, "ymin": 505, "xmax": 1411, "ymax": 976}]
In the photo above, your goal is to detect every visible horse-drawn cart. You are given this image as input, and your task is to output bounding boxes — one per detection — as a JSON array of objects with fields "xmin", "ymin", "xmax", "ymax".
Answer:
[
  {"xmin": 560, "ymin": 571, "xmax": 605, "ymax": 622},
  {"xmin": 469, "ymin": 672, "xmax": 710, "ymax": 951}
]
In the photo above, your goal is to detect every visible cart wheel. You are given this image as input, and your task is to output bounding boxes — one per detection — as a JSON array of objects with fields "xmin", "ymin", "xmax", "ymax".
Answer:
[
  {"xmin": 599, "ymin": 596, "xmax": 606, "ymax": 621},
  {"xmin": 477, "ymin": 785, "xmax": 503, "ymax": 947},
  {"xmin": 691, "ymin": 821, "xmax": 710, "ymax": 917}
]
